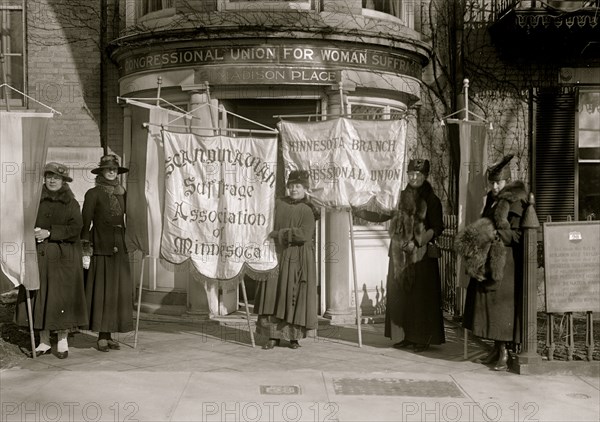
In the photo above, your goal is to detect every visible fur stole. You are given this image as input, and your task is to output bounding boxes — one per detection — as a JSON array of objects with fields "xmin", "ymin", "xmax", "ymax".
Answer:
[
  {"xmin": 454, "ymin": 181, "xmax": 528, "ymax": 283},
  {"xmin": 389, "ymin": 183, "xmax": 429, "ymax": 284},
  {"xmin": 40, "ymin": 184, "xmax": 75, "ymax": 204}
]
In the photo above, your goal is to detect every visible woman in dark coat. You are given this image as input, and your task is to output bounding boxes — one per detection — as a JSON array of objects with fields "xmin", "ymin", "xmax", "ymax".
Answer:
[
  {"xmin": 15, "ymin": 162, "xmax": 88, "ymax": 359},
  {"xmin": 254, "ymin": 170, "xmax": 319, "ymax": 350},
  {"xmin": 459, "ymin": 154, "xmax": 527, "ymax": 371},
  {"xmin": 385, "ymin": 159, "xmax": 445, "ymax": 352},
  {"xmin": 82, "ymin": 154, "xmax": 133, "ymax": 352}
]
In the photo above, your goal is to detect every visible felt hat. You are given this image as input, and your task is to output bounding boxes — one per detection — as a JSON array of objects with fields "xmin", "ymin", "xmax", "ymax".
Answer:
[
  {"xmin": 287, "ymin": 170, "xmax": 310, "ymax": 189},
  {"xmin": 487, "ymin": 154, "xmax": 513, "ymax": 182},
  {"xmin": 91, "ymin": 154, "xmax": 129, "ymax": 175},
  {"xmin": 407, "ymin": 158, "xmax": 430, "ymax": 175},
  {"xmin": 44, "ymin": 162, "xmax": 73, "ymax": 182}
]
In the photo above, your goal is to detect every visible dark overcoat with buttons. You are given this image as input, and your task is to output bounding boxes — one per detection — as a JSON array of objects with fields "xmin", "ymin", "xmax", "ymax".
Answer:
[
  {"xmin": 15, "ymin": 185, "xmax": 88, "ymax": 330},
  {"xmin": 81, "ymin": 186, "xmax": 127, "ymax": 254},
  {"xmin": 81, "ymin": 183, "xmax": 133, "ymax": 333},
  {"xmin": 254, "ymin": 197, "xmax": 318, "ymax": 330}
]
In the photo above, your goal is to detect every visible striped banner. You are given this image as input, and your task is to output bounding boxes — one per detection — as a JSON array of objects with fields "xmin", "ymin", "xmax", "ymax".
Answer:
[{"xmin": 447, "ymin": 120, "xmax": 489, "ymax": 289}]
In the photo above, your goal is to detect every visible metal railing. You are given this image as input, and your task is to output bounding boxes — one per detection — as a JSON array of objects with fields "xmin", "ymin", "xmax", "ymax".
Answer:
[{"xmin": 439, "ymin": 215, "xmax": 459, "ymax": 316}]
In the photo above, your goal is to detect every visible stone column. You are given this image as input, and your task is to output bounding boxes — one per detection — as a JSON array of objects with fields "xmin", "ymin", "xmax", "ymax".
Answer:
[
  {"xmin": 184, "ymin": 88, "xmax": 213, "ymax": 319},
  {"xmin": 322, "ymin": 89, "xmax": 354, "ymax": 324}
]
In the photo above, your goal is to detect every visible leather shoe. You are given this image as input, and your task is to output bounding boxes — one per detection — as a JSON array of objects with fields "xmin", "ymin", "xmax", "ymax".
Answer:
[
  {"xmin": 413, "ymin": 343, "xmax": 430, "ymax": 353},
  {"xmin": 56, "ymin": 351, "xmax": 68, "ymax": 359},
  {"xmin": 97, "ymin": 340, "xmax": 109, "ymax": 352},
  {"xmin": 475, "ymin": 347, "xmax": 499, "ymax": 364},
  {"xmin": 393, "ymin": 339, "xmax": 414, "ymax": 349},
  {"xmin": 107, "ymin": 339, "xmax": 120, "ymax": 350},
  {"xmin": 262, "ymin": 339, "xmax": 279, "ymax": 350},
  {"xmin": 289, "ymin": 340, "xmax": 300, "ymax": 349},
  {"xmin": 32, "ymin": 348, "xmax": 52, "ymax": 357},
  {"xmin": 493, "ymin": 344, "xmax": 509, "ymax": 371}
]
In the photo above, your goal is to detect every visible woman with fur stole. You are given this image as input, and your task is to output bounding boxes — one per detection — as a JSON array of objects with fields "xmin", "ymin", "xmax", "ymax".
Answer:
[
  {"xmin": 356, "ymin": 159, "xmax": 445, "ymax": 352},
  {"xmin": 459, "ymin": 155, "xmax": 528, "ymax": 371},
  {"xmin": 388, "ymin": 159, "xmax": 445, "ymax": 351}
]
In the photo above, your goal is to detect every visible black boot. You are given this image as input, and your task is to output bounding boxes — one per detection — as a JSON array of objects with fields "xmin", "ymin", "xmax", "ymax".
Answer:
[
  {"xmin": 475, "ymin": 341, "xmax": 500, "ymax": 364},
  {"xmin": 493, "ymin": 342, "xmax": 508, "ymax": 371},
  {"xmin": 262, "ymin": 338, "xmax": 280, "ymax": 350}
]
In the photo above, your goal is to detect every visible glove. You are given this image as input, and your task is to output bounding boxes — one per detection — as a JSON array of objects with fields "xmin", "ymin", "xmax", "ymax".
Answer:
[{"xmin": 82, "ymin": 256, "xmax": 91, "ymax": 270}]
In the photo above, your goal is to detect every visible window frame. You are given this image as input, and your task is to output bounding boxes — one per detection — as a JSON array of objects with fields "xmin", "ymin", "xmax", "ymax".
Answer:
[
  {"xmin": 576, "ymin": 88, "xmax": 600, "ymax": 221},
  {"xmin": 0, "ymin": 0, "xmax": 26, "ymax": 109},
  {"xmin": 219, "ymin": 0, "xmax": 315, "ymax": 12},
  {"xmin": 137, "ymin": 0, "xmax": 175, "ymax": 22},
  {"xmin": 362, "ymin": 0, "xmax": 410, "ymax": 27}
]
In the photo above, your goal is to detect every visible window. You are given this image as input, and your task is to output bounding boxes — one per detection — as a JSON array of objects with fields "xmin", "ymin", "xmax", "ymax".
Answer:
[
  {"xmin": 362, "ymin": 0, "xmax": 405, "ymax": 22},
  {"xmin": 0, "ymin": 0, "xmax": 25, "ymax": 108},
  {"xmin": 578, "ymin": 90, "xmax": 600, "ymax": 220},
  {"xmin": 141, "ymin": 0, "xmax": 174, "ymax": 16},
  {"xmin": 222, "ymin": 0, "xmax": 313, "ymax": 11}
]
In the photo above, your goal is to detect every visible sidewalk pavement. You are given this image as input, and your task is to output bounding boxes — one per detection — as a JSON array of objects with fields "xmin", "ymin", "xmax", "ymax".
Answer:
[{"xmin": 1, "ymin": 312, "xmax": 598, "ymax": 422}]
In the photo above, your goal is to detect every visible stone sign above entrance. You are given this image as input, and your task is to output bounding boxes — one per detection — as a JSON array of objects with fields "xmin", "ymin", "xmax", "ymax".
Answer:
[{"xmin": 119, "ymin": 44, "xmax": 422, "ymax": 79}]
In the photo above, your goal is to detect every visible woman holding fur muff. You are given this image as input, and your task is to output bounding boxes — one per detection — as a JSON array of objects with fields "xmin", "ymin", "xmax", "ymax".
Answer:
[{"xmin": 458, "ymin": 154, "xmax": 528, "ymax": 371}]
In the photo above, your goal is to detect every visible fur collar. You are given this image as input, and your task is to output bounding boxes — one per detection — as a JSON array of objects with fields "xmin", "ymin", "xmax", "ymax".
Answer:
[
  {"xmin": 40, "ymin": 184, "xmax": 74, "ymax": 204},
  {"xmin": 281, "ymin": 196, "xmax": 321, "ymax": 220},
  {"xmin": 497, "ymin": 181, "xmax": 528, "ymax": 205},
  {"xmin": 493, "ymin": 180, "xmax": 528, "ymax": 229}
]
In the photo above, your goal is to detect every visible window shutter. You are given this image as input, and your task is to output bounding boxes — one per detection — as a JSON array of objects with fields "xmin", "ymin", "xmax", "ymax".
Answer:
[{"xmin": 534, "ymin": 90, "xmax": 576, "ymax": 223}]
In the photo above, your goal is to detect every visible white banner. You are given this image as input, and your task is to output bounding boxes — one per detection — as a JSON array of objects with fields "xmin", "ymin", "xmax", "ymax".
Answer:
[
  {"xmin": 278, "ymin": 118, "xmax": 407, "ymax": 210},
  {"xmin": 0, "ymin": 111, "xmax": 53, "ymax": 291},
  {"xmin": 160, "ymin": 131, "xmax": 278, "ymax": 279}
]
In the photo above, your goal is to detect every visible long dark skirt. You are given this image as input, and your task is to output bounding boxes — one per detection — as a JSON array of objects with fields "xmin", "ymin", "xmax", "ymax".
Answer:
[
  {"xmin": 463, "ymin": 245, "xmax": 522, "ymax": 343},
  {"xmin": 15, "ymin": 242, "xmax": 88, "ymax": 331},
  {"xmin": 385, "ymin": 256, "xmax": 445, "ymax": 345},
  {"xmin": 255, "ymin": 315, "xmax": 307, "ymax": 341},
  {"xmin": 85, "ymin": 251, "xmax": 133, "ymax": 333}
]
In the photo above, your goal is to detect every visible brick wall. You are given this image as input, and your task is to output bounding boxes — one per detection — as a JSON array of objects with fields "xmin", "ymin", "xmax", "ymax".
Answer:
[{"xmin": 26, "ymin": 0, "xmax": 102, "ymax": 149}]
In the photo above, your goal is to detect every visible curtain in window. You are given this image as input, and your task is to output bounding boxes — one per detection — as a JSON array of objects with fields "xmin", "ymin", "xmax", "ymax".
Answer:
[{"xmin": 144, "ymin": 0, "xmax": 173, "ymax": 14}]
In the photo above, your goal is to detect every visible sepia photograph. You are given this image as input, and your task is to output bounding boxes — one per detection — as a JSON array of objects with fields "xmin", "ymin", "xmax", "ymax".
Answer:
[{"xmin": 1, "ymin": 1, "xmax": 599, "ymax": 421}]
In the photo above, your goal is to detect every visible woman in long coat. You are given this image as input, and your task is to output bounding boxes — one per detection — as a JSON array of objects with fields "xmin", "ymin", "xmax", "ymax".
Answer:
[
  {"xmin": 460, "ymin": 154, "xmax": 528, "ymax": 371},
  {"xmin": 15, "ymin": 162, "xmax": 88, "ymax": 359},
  {"xmin": 254, "ymin": 170, "xmax": 319, "ymax": 350},
  {"xmin": 385, "ymin": 159, "xmax": 445, "ymax": 352},
  {"xmin": 82, "ymin": 154, "xmax": 133, "ymax": 352}
]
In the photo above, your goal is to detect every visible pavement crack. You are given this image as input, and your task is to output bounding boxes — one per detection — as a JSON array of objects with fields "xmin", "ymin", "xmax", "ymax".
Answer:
[{"xmin": 166, "ymin": 372, "xmax": 193, "ymax": 421}]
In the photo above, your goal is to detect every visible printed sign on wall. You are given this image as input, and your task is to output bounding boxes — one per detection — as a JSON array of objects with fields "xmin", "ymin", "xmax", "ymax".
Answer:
[{"xmin": 160, "ymin": 131, "xmax": 278, "ymax": 279}]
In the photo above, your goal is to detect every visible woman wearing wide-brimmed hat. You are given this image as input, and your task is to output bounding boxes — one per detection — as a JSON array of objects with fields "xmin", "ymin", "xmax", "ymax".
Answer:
[
  {"xmin": 15, "ymin": 162, "xmax": 88, "ymax": 359},
  {"xmin": 82, "ymin": 154, "xmax": 133, "ymax": 352}
]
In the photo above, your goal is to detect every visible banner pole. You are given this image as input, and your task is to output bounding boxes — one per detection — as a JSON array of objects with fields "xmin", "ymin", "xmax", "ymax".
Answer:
[
  {"xmin": 348, "ymin": 212, "xmax": 362, "ymax": 348},
  {"xmin": 133, "ymin": 255, "xmax": 146, "ymax": 349},
  {"xmin": 240, "ymin": 278, "xmax": 255, "ymax": 348},
  {"xmin": 25, "ymin": 290, "xmax": 36, "ymax": 358},
  {"xmin": 20, "ymin": 246, "xmax": 36, "ymax": 358}
]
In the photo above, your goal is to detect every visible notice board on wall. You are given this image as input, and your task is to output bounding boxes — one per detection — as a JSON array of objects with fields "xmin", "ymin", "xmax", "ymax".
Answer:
[{"xmin": 543, "ymin": 221, "xmax": 600, "ymax": 313}]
